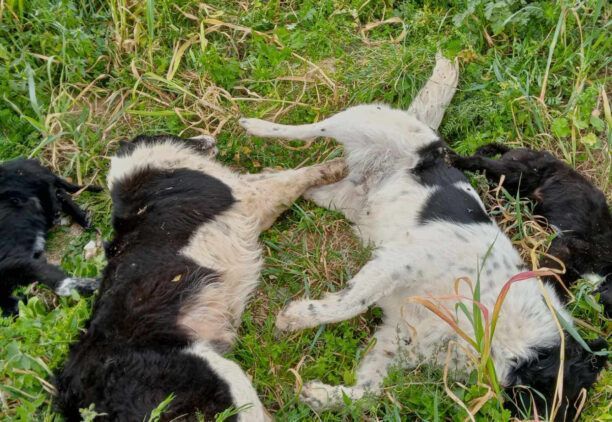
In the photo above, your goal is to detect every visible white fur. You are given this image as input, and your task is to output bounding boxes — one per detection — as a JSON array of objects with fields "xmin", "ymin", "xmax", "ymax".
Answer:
[
  {"xmin": 241, "ymin": 55, "xmax": 572, "ymax": 410},
  {"xmin": 54, "ymin": 277, "xmax": 97, "ymax": 296},
  {"xmin": 187, "ymin": 342, "xmax": 270, "ymax": 422},
  {"xmin": 33, "ymin": 232, "xmax": 45, "ymax": 256}
]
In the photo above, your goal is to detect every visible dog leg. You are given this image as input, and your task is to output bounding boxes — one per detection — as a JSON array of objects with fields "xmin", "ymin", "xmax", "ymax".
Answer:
[
  {"xmin": 451, "ymin": 154, "xmax": 529, "ymax": 188},
  {"xmin": 275, "ymin": 257, "xmax": 401, "ymax": 331},
  {"xmin": 30, "ymin": 260, "xmax": 99, "ymax": 296},
  {"xmin": 240, "ymin": 104, "xmax": 419, "ymax": 148},
  {"xmin": 302, "ymin": 177, "xmax": 366, "ymax": 222},
  {"xmin": 407, "ymin": 53, "xmax": 459, "ymax": 130},
  {"xmin": 300, "ymin": 320, "xmax": 411, "ymax": 410},
  {"xmin": 239, "ymin": 115, "xmax": 336, "ymax": 141},
  {"xmin": 245, "ymin": 158, "xmax": 347, "ymax": 231},
  {"xmin": 54, "ymin": 176, "xmax": 103, "ymax": 193},
  {"xmin": 1, "ymin": 258, "xmax": 99, "ymax": 297},
  {"xmin": 55, "ymin": 275, "xmax": 100, "ymax": 296},
  {"xmin": 56, "ymin": 190, "xmax": 91, "ymax": 228},
  {"xmin": 451, "ymin": 153, "xmax": 547, "ymax": 198}
]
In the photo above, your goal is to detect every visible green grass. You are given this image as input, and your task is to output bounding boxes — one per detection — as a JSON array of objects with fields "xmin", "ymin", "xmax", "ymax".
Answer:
[{"xmin": 1, "ymin": 0, "xmax": 610, "ymax": 420}]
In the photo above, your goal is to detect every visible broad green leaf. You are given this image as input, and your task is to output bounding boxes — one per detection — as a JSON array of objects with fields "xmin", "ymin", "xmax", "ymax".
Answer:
[{"xmin": 551, "ymin": 117, "xmax": 571, "ymax": 137}]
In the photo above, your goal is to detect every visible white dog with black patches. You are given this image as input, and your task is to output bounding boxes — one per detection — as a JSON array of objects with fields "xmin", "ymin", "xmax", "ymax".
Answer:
[
  {"xmin": 240, "ymin": 56, "xmax": 606, "ymax": 419},
  {"xmin": 55, "ymin": 134, "xmax": 347, "ymax": 421}
]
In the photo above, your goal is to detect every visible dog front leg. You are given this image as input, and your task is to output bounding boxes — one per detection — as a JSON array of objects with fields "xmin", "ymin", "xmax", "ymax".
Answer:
[
  {"xmin": 275, "ymin": 257, "xmax": 402, "ymax": 331},
  {"xmin": 29, "ymin": 260, "xmax": 99, "ymax": 297}
]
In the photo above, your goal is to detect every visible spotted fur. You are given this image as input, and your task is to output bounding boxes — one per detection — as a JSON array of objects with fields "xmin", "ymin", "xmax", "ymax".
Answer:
[{"xmin": 240, "ymin": 55, "xmax": 607, "ymax": 420}]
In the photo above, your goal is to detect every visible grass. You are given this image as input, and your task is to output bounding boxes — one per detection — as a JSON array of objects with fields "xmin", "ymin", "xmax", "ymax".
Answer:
[{"xmin": 0, "ymin": 0, "xmax": 610, "ymax": 420}]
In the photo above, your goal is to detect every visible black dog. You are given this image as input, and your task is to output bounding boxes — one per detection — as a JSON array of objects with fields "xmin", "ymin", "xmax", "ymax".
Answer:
[
  {"xmin": 452, "ymin": 144, "xmax": 612, "ymax": 316},
  {"xmin": 0, "ymin": 158, "xmax": 100, "ymax": 316}
]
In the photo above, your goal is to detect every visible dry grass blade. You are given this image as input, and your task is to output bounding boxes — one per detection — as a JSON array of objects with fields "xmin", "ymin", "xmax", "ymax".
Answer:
[
  {"xmin": 10, "ymin": 369, "xmax": 57, "ymax": 396},
  {"xmin": 536, "ymin": 278, "xmax": 567, "ymax": 421},
  {"xmin": 443, "ymin": 342, "xmax": 476, "ymax": 422},
  {"xmin": 407, "ymin": 295, "xmax": 478, "ymax": 349},
  {"xmin": 166, "ymin": 36, "xmax": 199, "ymax": 81},
  {"xmin": 360, "ymin": 17, "xmax": 407, "ymax": 46}
]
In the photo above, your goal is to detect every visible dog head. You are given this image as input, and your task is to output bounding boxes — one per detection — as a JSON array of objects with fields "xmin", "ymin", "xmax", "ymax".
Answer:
[
  {"xmin": 505, "ymin": 335, "xmax": 607, "ymax": 420},
  {"xmin": 0, "ymin": 158, "xmax": 60, "ymax": 227}
]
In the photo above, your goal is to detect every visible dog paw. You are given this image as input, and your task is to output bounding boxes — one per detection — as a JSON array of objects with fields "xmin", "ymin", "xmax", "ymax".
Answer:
[
  {"xmin": 300, "ymin": 381, "xmax": 342, "ymax": 411},
  {"xmin": 275, "ymin": 301, "xmax": 314, "ymax": 332},
  {"xmin": 313, "ymin": 158, "xmax": 348, "ymax": 184},
  {"xmin": 189, "ymin": 134, "xmax": 216, "ymax": 145},
  {"xmin": 275, "ymin": 307, "xmax": 303, "ymax": 332},
  {"xmin": 55, "ymin": 277, "xmax": 100, "ymax": 296},
  {"xmin": 432, "ymin": 52, "xmax": 459, "ymax": 85},
  {"xmin": 239, "ymin": 118, "xmax": 280, "ymax": 138}
]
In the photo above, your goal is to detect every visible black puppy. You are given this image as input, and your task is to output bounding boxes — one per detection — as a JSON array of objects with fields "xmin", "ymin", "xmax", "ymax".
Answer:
[
  {"xmin": 452, "ymin": 144, "xmax": 612, "ymax": 316},
  {"xmin": 0, "ymin": 158, "xmax": 101, "ymax": 316}
]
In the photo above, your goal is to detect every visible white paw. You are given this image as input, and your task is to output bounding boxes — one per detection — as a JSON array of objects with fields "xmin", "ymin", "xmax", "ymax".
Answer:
[
  {"xmin": 55, "ymin": 277, "xmax": 99, "ymax": 296},
  {"xmin": 316, "ymin": 158, "xmax": 348, "ymax": 181},
  {"xmin": 303, "ymin": 185, "xmax": 329, "ymax": 203},
  {"xmin": 239, "ymin": 117, "xmax": 280, "ymax": 138},
  {"xmin": 300, "ymin": 381, "xmax": 343, "ymax": 411},
  {"xmin": 432, "ymin": 53, "xmax": 459, "ymax": 85},
  {"xmin": 275, "ymin": 300, "xmax": 313, "ymax": 332}
]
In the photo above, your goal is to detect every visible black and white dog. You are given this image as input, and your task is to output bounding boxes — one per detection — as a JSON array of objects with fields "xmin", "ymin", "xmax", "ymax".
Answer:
[
  {"xmin": 0, "ymin": 158, "xmax": 100, "ymax": 316},
  {"xmin": 452, "ymin": 144, "xmax": 612, "ymax": 317},
  {"xmin": 240, "ymin": 56, "xmax": 607, "ymax": 419},
  {"xmin": 55, "ymin": 134, "xmax": 346, "ymax": 421}
]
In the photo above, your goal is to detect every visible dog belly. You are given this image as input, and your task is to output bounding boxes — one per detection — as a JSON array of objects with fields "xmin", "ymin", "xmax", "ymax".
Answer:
[{"xmin": 178, "ymin": 211, "xmax": 263, "ymax": 348}]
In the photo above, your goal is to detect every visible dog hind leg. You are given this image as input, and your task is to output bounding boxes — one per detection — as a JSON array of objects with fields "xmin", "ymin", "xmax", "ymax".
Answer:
[
  {"xmin": 300, "ymin": 320, "xmax": 413, "ymax": 410},
  {"xmin": 302, "ymin": 178, "xmax": 366, "ymax": 222},
  {"xmin": 406, "ymin": 53, "xmax": 459, "ymax": 130},
  {"xmin": 244, "ymin": 158, "xmax": 348, "ymax": 232}
]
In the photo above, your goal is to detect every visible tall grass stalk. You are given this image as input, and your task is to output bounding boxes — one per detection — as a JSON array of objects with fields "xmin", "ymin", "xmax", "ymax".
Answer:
[{"xmin": 409, "ymin": 267, "xmax": 562, "ymax": 419}]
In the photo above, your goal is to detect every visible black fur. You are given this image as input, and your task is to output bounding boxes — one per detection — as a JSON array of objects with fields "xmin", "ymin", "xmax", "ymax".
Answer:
[
  {"xmin": 451, "ymin": 144, "xmax": 612, "ymax": 316},
  {"xmin": 414, "ymin": 141, "xmax": 491, "ymax": 225},
  {"xmin": 413, "ymin": 141, "xmax": 467, "ymax": 187},
  {"xmin": 55, "ymin": 137, "xmax": 239, "ymax": 421},
  {"xmin": 116, "ymin": 134, "xmax": 217, "ymax": 158},
  {"xmin": 0, "ymin": 158, "xmax": 100, "ymax": 316},
  {"xmin": 505, "ymin": 336, "xmax": 608, "ymax": 421}
]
